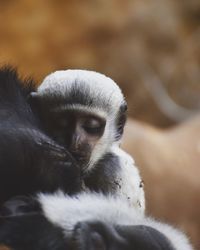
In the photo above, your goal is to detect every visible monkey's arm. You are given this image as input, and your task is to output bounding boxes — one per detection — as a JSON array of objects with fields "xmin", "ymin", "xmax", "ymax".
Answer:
[
  {"xmin": 73, "ymin": 221, "xmax": 176, "ymax": 250},
  {"xmin": 0, "ymin": 217, "xmax": 175, "ymax": 250},
  {"xmin": 0, "ymin": 195, "xmax": 192, "ymax": 250}
]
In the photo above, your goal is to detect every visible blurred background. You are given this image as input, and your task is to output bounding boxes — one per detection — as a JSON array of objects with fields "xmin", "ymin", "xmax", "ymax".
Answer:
[
  {"xmin": 1, "ymin": 0, "xmax": 200, "ymax": 248},
  {"xmin": 1, "ymin": 0, "xmax": 200, "ymax": 127}
]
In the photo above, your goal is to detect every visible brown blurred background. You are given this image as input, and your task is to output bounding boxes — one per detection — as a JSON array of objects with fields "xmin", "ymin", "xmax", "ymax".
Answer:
[
  {"xmin": 1, "ymin": 0, "xmax": 200, "ymax": 248},
  {"xmin": 1, "ymin": 0, "xmax": 200, "ymax": 127}
]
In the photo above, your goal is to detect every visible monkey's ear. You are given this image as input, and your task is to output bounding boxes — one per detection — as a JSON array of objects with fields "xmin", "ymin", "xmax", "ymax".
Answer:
[{"xmin": 120, "ymin": 101, "xmax": 128, "ymax": 112}]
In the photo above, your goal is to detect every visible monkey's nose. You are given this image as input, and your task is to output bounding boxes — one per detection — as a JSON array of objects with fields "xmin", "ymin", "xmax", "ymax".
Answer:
[
  {"xmin": 70, "ymin": 141, "xmax": 79, "ymax": 152},
  {"xmin": 70, "ymin": 133, "xmax": 83, "ymax": 150}
]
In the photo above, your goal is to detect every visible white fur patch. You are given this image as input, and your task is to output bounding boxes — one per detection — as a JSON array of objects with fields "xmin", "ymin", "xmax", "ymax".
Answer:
[
  {"xmin": 38, "ymin": 191, "xmax": 143, "ymax": 233},
  {"xmin": 38, "ymin": 192, "xmax": 193, "ymax": 250},
  {"xmin": 109, "ymin": 146, "xmax": 145, "ymax": 213},
  {"xmin": 88, "ymin": 115, "xmax": 117, "ymax": 169},
  {"xmin": 38, "ymin": 69, "xmax": 125, "ymax": 111}
]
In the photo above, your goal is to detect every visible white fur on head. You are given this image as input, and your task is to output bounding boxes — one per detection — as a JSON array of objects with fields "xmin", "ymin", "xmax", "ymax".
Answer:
[
  {"xmin": 37, "ymin": 69, "xmax": 125, "ymax": 114},
  {"xmin": 37, "ymin": 70, "xmax": 126, "ymax": 168},
  {"xmin": 38, "ymin": 192, "xmax": 193, "ymax": 250}
]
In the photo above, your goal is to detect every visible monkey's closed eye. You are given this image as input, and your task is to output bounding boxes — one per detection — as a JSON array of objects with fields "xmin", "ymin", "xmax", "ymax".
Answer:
[{"xmin": 83, "ymin": 118, "xmax": 104, "ymax": 135}]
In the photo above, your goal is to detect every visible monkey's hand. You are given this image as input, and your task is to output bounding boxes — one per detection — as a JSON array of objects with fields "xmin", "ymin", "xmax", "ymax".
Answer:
[{"xmin": 72, "ymin": 221, "xmax": 175, "ymax": 250}]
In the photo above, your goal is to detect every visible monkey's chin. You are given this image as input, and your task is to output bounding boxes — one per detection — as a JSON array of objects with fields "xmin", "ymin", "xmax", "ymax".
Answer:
[{"xmin": 70, "ymin": 153, "xmax": 90, "ymax": 175}]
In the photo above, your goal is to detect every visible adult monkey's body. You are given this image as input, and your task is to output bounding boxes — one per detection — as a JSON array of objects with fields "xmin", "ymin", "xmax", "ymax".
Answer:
[
  {"xmin": 0, "ymin": 68, "xmax": 193, "ymax": 250},
  {"xmin": 0, "ymin": 192, "xmax": 193, "ymax": 250},
  {"xmin": 0, "ymin": 68, "xmax": 81, "ymax": 205}
]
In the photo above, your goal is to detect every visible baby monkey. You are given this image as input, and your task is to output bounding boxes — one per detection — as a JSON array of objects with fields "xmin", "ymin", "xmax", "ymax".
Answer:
[{"xmin": 30, "ymin": 70, "xmax": 145, "ymax": 212}]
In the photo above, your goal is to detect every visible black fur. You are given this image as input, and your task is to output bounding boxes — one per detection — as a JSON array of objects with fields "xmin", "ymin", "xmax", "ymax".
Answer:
[
  {"xmin": 115, "ymin": 101, "xmax": 127, "ymax": 141},
  {"xmin": 0, "ymin": 197, "xmax": 68, "ymax": 250},
  {"xmin": 73, "ymin": 221, "xmax": 175, "ymax": 250},
  {"xmin": 0, "ymin": 67, "xmax": 81, "ymax": 205},
  {"xmin": 84, "ymin": 153, "xmax": 121, "ymax": 194},
  {"xmin": 0, "ymin": 213, "xmax": 67, "ymax": 250}
]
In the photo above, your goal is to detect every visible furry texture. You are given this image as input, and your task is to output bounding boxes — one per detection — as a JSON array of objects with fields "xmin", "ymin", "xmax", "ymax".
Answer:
[
  {"xmin": 0, "ymin": 67, "xmax": 81, "ymax": 204},
  {"xmin": 38, "ymin": 191, "xmax": 193, "ymax": 250},
  {"xmin": 109, "ymin": 146, "xmax": 145, "ymax": 212},
  {"xmin": 0, "ymin": 68, "xmax": 192, "ymax": 249},
  {"xmin": 35, "ymin": 70, "xmax": 127, "ymax": 168},
  {"xmin": 37, "ymin": 70, "xmax": 125, "ymax": 114},
  {"xmin": 34, "ymin": 69, "xmax": 144, "ymax": 212},
  {"xmin": 0, "ymin": 192, "xmax": 193, "ymax": 250},
  {"xmin": 84, "ymin": 145, "xmax": 145, "ymax": 213}
]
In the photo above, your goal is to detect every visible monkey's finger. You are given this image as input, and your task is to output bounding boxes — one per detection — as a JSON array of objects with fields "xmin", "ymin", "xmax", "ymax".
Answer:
[{"xmin": 72, "ymin": 221, "xmax": 126, "ymax": 250}]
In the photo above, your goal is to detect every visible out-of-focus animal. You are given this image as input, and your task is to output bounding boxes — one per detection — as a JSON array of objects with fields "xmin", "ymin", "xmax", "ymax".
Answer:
[{"xmin": 122, "ymin": 117, "xmax": 200, "ymax": 249}]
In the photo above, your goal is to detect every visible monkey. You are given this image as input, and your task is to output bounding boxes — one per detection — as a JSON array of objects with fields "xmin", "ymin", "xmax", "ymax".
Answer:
[
  {"xmin": 0, "ymin": 192, "xmax": 193, "ymax": 250},
  {"xmin": 0, "ymin": 68, "xmax": 193, "ymax": 250},
  {"xmin": 29, "ymin": 70, "xmax": 145, "ymax": 212},
  {"xmin": 0, "ymin": 66, "xmax": 144, "ymax": 216},
  {"xmin": 0, "ymin": 67, "xmax": 81, "ymax": 205}
]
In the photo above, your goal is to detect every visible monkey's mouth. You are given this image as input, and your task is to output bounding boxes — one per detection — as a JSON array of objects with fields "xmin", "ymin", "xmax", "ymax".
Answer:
[{"xmin": 70, "ymin": 152, "xmax": 90, "ymax": 167}]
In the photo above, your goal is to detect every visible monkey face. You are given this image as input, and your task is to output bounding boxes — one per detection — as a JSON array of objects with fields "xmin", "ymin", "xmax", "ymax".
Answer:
[
  {"xmin": 45, "ymin": 109, "xmax": 106, "ymax": 170},
  {"xmin": 30, "ymin": 70, "xmax": 127, "ymax": 172}
]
